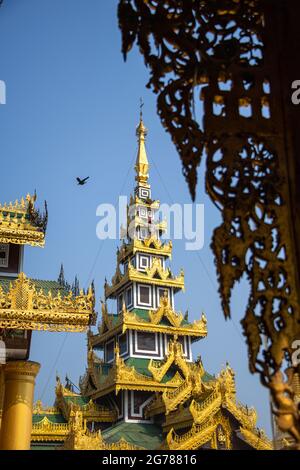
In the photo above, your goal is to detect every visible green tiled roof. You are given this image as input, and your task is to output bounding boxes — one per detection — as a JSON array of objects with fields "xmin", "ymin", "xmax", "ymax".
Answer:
[
  {"xmin": 202, "ymin": 371, "xmax": 215, "ymax": 382},
  {"xmin": 107, "ymin": 313, "xmax": 121, "ymax": 327},
  {"xmin": 94, "ymin": 363, "xmax": 113, "ymax": 384},
  {"xmin": 125, "ymin": 357, "xmax": 180, "ymax": 383},
  {"xmin": 0, "ymin": 277, "xmax": 70, "ymax": 297},
  {"xmin": 131, "ymin": 308, "xmax": 150, "ymax": 321},
  {"xmin": 32, "ymin": 413, "xmax": 67, "ymax": 424},
  {"xmin": 103, "ymin": 422, "xmax": 163, "ymax": 450},
  {"xmin": 64, "ymin": 395, "xmax": 89, "ymax": 406},
  {"xmin": 125, "ymin": 357, "xmax": 152, "ymax": 377}
]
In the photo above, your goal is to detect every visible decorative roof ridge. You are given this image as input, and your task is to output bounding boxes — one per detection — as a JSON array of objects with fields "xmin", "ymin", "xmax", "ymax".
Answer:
[
  {"xmin": 0, "ymin": 193, "xmax": 35, "ymax": 214},
  {"xmin": 238, "ymin": 427, "xmax": 273, "ymax": 450},
  {"xmin": 90, "ymin": 301, "xmax": 207, "ymax": 347}
]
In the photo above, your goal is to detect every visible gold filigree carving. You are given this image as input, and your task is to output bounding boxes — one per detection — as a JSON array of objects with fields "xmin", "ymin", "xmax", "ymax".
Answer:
[{"xmin": 0, "ymin": 273, "xmax": 96, "ymax": 332}]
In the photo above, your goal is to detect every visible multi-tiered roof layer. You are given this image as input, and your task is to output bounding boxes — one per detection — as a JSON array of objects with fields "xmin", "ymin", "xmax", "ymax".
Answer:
[{"xmin": 30, "ymin": 116, "xmax": 272, "ymax": 450}]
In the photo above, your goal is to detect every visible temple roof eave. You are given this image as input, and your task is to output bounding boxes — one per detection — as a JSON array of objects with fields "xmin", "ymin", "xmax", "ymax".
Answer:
[
  {"xmin": 90, "ymin": 303, "xmax": 207, "ymax": 346},
  {"xmin": 0, "ymin": 273, "xmax": 96, "ymax": 332},
  {"xmin": 0, "ymin": 229, "xmax": 45, "ymax": 247},
  {"xmin": 90, "ymin": 322, "xmax": 207, "ymax": 347}
]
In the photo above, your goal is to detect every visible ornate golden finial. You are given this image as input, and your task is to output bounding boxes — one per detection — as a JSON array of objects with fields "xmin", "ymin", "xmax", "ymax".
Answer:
[{"xmin": 135, "ymin": 99, "xmax": 149, "ymax": 186}]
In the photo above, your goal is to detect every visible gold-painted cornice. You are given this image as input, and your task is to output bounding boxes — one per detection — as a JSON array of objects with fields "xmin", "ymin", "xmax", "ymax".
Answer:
[
  {"xmin": 161, "ymin": 351, "xmax": 213, "ymax": 414},
  {"xmin": 223, "ymin": 396, "xmax": 257, "ymax": 431},
  {"xmin": 0, "ymin": 229, "xmax": 45, "ymax": 247},
  {"xmin": 0, "ymin": 273, "xmax": 96, "ymax": 332},
  {"xmin": 105, "ymin": 259, "xmax": 184, "ymax": 298}
]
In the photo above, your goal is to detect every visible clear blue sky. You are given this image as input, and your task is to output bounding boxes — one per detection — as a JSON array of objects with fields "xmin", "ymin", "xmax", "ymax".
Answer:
[{"xmin": 0, "ymin": 0, "xmax": 271, "ymax": 434}]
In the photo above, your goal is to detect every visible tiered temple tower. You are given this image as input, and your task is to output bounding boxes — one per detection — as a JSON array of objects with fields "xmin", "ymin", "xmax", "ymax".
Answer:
[
  {"xmin": 83, "ymin": 115, "xmax": 207, "ymax": 423},
  {"xmin": 30, "ymin": 116, "xmax": 273, "ymax": 450}
]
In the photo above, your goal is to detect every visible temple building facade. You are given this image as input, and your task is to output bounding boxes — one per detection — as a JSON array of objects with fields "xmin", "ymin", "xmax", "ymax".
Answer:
[
  {"xmin": 0, "ymin": 194, "xmax": 95, "ymax": 450},
  {"xmin": 29, "ymin": 117, "xmax": 273, "ymax": 450}
]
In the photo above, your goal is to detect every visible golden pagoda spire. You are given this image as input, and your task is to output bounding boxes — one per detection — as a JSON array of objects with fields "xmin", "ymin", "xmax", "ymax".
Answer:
[{"xmin": 135, "ymin": 101, "xmax": 149, "ymax": 187}]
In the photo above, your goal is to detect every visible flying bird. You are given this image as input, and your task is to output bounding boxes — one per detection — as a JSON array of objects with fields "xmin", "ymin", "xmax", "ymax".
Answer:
[{"xmin": 76, "ymin": 176, "xmax": 90, "ymax": 186}]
